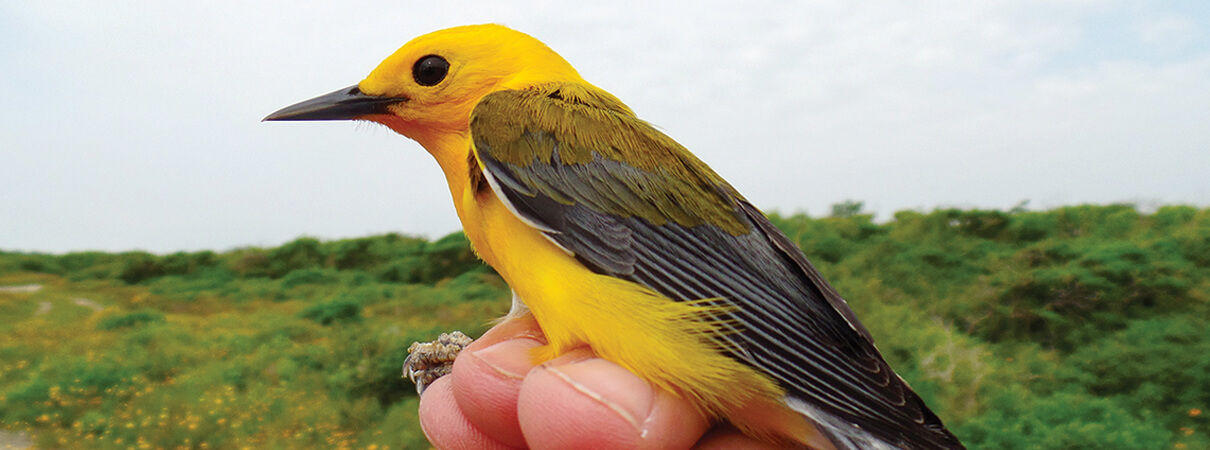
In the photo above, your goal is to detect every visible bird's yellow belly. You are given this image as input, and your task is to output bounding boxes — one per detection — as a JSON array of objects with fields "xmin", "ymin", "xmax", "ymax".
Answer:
[
  {"xmin": 455, "ymin": 188, "xmax": 817, "ymax": 444},
  {"xmin": 459, "ymin": 187, "xmax": 603, "ymax": 354}
]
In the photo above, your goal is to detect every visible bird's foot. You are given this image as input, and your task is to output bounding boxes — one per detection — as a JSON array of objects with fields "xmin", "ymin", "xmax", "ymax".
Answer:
[{"xmin": 403, "ymin": 331, "xmax": 475, "ymax": 395}]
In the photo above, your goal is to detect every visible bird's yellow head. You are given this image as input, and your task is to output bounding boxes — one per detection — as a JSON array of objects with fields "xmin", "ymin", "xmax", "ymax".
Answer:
[{"xmin": 265, "ymin": 24, "xmax": 585, "ymax": 149}]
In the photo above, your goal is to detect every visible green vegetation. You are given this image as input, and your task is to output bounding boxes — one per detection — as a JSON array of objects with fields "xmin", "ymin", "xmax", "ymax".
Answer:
[
  {"xmin": 2, "ymin": 204, "xmax": 1208, "ymax": 449},
  {"xmin": 0, "ymin": 233, "xmax": 504, "ymax": 449}
]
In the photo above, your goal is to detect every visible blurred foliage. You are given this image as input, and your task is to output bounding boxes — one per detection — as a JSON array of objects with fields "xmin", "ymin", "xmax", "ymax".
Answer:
[
  {"xmin": 768, "ymin": 203, "xmax": 1210, "ymax": 449},
  {"xmin": 2, "ymin": 205, "xmax": 1209, "ymax": 449},
  {"xmin": 0, "ymin": 232, "xmax": 505, "ymax": 449}
]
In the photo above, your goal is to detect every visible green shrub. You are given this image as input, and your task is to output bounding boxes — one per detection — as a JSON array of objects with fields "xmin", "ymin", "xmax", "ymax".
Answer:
[
  {"xmin": 266, "ymin": 238, "xmax": 324, "ymax": 277},
  {"xmin": 298, "ymin": 300, "xmax": 363, "ymax": 326},
  {"xmin": 281, "ymin": 268, "xmax": 341, "ymax": 289},
  {"xmin": 957, "ymin": 388, "xmax": 1171, "ymax": 449},
  {"xmin": 98, "ymin": 310, "xmax": 166, "ymax": 330},
  {"xmin": 1062, "ymin": 317, "xmax": 1210, "ymax": 430}
]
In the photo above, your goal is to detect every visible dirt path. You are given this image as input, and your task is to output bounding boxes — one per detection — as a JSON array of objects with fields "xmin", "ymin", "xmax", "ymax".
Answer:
[
  {"xmin": 0, "ymin": 284, "xmax": 75, "ymax": 449},
  {"xmin": 0, "ymin": 284, "xmax": 42, "ymax": 294},
  {"xmin": 2, "ymin": 285, "xmax": 103, "ymax": 315},
  {"xmin": 72, "ymin": 297, "xmax": 103, "ymax": 312},
  {"xmin": 0, "ymin": 430, "xmax": 33, "ymax": 450}
]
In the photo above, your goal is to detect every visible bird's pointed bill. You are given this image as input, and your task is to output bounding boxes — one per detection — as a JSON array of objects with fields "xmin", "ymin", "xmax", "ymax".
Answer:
[{"xmin": 263, "ymin": 85, "xmax": 405, "ymax": 121}]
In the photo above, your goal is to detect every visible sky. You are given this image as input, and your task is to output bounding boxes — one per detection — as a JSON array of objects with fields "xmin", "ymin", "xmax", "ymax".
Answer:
[{"xmin": 2, "ymin": 1, "xmax": 1208, "ymax": 254}]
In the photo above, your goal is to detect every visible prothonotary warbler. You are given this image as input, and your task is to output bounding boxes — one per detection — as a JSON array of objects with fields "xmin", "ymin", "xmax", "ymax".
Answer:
[{"xmin": 266, "ymin": 24, "xmax": 964, "ymax": 450}]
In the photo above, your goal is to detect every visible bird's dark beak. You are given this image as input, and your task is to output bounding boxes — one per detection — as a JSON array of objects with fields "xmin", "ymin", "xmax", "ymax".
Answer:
[{"xmin": 263, "ymin": 85, "xmax": 405, "ymax": 121}]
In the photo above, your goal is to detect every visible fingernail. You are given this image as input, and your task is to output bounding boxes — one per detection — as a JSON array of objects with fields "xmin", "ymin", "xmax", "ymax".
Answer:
[
  {"xmin": 543, "ymin": 359, "xmax": 654, "ymax": 434},
  {"xmin": 470, "ymin": 338, "xmax": 543, "ymax": 380}
]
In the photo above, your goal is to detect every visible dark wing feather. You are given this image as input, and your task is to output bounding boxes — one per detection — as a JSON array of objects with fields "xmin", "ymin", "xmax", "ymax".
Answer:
[{"xmin": 471, "ymin": 84, "xmax": 964, "ymax": 450}]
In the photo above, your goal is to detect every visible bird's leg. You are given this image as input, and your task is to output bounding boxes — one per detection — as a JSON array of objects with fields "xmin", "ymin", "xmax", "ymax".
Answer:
[{"xmin": 403, "ymin": 331, "xmax": 475, "ymax": 395}]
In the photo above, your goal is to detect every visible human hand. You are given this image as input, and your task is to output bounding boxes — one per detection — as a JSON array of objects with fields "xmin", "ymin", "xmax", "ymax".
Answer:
[{"xmin": 417, "ymin": 316, "xmax": 781, "ymax": 449}]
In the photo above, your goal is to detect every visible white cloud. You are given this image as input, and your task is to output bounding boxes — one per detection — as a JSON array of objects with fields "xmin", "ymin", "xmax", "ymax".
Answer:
[
  {"xmin": 1, "ymin": 0, "xmax": 1208, "ymax": 253},
  {"xmin": 1138, "ymin": 15, "xmax": 1198, "ymax": 49}
]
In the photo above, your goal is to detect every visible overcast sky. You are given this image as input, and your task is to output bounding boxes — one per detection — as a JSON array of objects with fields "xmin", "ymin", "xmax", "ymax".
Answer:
[{"xmin": 2, "ymin": 1, "xmax": 1208, "ymax": 254}]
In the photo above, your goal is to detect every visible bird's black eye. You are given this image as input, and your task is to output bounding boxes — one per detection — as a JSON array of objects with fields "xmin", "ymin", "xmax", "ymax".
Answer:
[{"xmin": 412, "ymin": 55, "xmax": 449, "ymax": 86}]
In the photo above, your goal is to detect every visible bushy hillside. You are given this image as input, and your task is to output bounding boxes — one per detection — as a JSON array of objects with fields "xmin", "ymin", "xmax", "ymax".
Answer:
[{"xmin": 1, "ymin": 204, "xmax": 1207, "ymax": 449}]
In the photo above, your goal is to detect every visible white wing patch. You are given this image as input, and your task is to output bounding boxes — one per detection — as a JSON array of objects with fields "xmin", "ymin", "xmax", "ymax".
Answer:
[
  {"xmin": 785, "ymin": 396, "xmax": 900, "ymax": 450},
  {"xmin": 477, "ymin": 152, "xmax": 576, "ymax": 257},
  {"xmin": 504, "ymin": 290, "xmax": 530, "ymax": 320}
]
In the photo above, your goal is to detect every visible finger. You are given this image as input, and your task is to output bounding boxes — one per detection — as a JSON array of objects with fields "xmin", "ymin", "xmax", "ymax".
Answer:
[
  {"xmin": 417, "ymin": 376, "xmax": 519, "ymax": 450},
  {"xmin": 517, "ymin": 350, "xmax": 711, "ymax": 450},
  {"xmin": 450, "ymin": 319, "xmax": 544, "ymax": 447}
]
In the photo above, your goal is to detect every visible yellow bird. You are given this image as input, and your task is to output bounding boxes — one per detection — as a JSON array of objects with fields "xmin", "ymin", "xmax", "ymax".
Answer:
[{"xmin": 266, "ymin": 24, "xmax": 963, "ymax": 449}]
